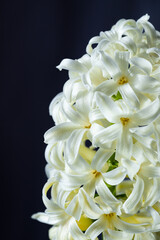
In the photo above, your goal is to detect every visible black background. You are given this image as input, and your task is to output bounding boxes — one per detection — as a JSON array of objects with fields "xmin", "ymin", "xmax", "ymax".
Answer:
[{"xmin": 1, "ymin": 0, "xmax": 160, "ymax": 239}]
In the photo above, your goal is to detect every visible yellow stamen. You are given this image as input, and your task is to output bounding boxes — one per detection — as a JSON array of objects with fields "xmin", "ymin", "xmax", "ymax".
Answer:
[
  {"xmin": 92, "ymin": 170, "xmax": 101, "ymax": 178},
  {"xmin": 120, "ymin": 117, "xmax": 130, "ymax": 127},
  {"xmin": 85, "ymin": 123, "xmax": 91, "ymax": 129},
  {"xmin": 104, "ymin": 213, "xmax": 115, "ymax": 230},
  {"xmin": 118, "ymin": 75, "xmax": 128, "ymax": 85}
]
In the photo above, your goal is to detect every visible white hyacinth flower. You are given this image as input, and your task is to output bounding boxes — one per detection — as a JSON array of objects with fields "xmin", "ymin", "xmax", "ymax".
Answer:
[{"xmin": 32, "ymin": 15, "xmax": 160, "ymax": 239}]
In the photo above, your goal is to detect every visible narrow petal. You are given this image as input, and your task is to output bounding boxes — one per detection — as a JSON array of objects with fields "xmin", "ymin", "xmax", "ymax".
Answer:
[
  {"xmin": 116, "ymin": 128, "xmax": 133, "ymax": 160},
  {"xmin": 75, "ymin": 92, "xmax": 93, "ymax": 118},
  {"xmin": 121, "ymin": 158, "xmax": 140, "ymax": 180},
  {"xmin": 66, "ymin": 195, "xmax": 82, "ymax": 221},
  {"xmin": 133, "ymin": 97, "xmax": 160, "ymax": 125},
  {"xmin": 95, "ymin": 92, "xmax": 122, "ymax": 122},
  {"xmin": 93, "ymin": 123, "xmax": 121, "ymax": 148},
  {"xmin": 32, "ymin": 211, "xmax": 68, "ymax": 225},
  {"xmin": 62, "ymin": 99, "xmax": 87, "ymax": 126},
  {"xmin": 116, "ymin": 180, "xmax": 133, "ymax": 196},
  {"xmin": 67, "ymin": 154, "xmax": 91, "ymax": 173},
  {"xmin": 102, "ymin": 167, "xmax": 126, "ymax": 185},
  {"xmin": 78, "ymin": 188, "xmax": 103, "ymax": 219},
  {"xmin": 115, "ymin": 51, "xmax": 130, "ymax": 73},
  {"xmin": 69, "ymin": 218, "xmax": 86, "ymax": 240},
  {"xmin": 130, "ymin": 124, "xmax": 154, "ymax": 137},
  {"xmin": 91, "ymin": 148, "xmax": 114, "ymax": 172},
  {"xmin": 123, "ymin": 176, "xmax": 144, "ymax": 214},
  {"xmin": 144, "ymin": 178, "xmax": 160, "ymax": 207},
  {"xmin": 59, "ymin": 171, "xmax": 91, "ymax": 190},
  {"xmin": 85, "ymin": 215, "xmax": 107, "ymax": 240},
  {"xmin": 141, "ymin": 166, "xmax": 160, "ymax": 178},
  {"xmin": 83, "ymin": 178, "xmax": 97, "ymax": 198},
  {"xmin": 119, "ymin": 83, "xmax": 139, "ymax": 109},
  {"xmin": 104, "ymin": 228, "xmax": 133, "ymax": 240},
  {"xmin": 65, "ymin": 128, "xmax": 87, "ymax": 164},
  {"xmin": 57, "ymin": 58, "xmax": 86, "ymax": 72},
  {"xmin": 154, "ymin": 120, "xmax": 160, "ymax": 161},
  {"xmin": 44, "ymin": 123, "xmax": 79, "ymax": 144},
  {"xmin": 89, "ymin": 108, "xmax": 105, "ymax": 123},
  {"xmin": 95, "ymin": 79, "xmax": 117, "ymax": 96},
  {"xmin": 113, "ymin": 215, "xmax": 146, "ymax": 233},
  {"xmin": 99, "ymin": 51, "xmax": 120, "ymax": 78},
  {"xmin": 147, "ymin": 207, "xmax": 160, "ymax": 229},
  {"xmin": 134, "ymin": 232, "xmax": 157, "ymax": 240},
  {"xmin": 133, "ymin": 75, "xmax": 160, "ymax": 94},
  {"xmin": 130, "ymin": 57, "xmax": 152, "ymax": 75},
  {"xmin": 117, "ymin": 36, "xmax": 137, "ymax": 54},
  {"xmin": 96, "ymin": 178, "xmax": 121, "ymax": 214}
]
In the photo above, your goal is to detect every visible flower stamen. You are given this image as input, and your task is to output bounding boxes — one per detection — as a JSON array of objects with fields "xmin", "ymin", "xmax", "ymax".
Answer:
[
  {"xmin": 120, "ymin": 117, "xmax": 130, "ymax": 127},
  {"xmin": 92, "ymin": 170, "xmax": 101, "ymax": 178},
  {"xmin": 85, "ymin": 123, "xmax": 91, "ymax": 129},
  {"xmin": 118, "ymin": 75, "xmax": 128, "ymax": 85}
]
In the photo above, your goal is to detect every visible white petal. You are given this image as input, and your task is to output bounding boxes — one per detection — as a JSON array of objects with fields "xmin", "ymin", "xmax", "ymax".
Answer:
[
  {"xmin": 99, "ymin": 51, "xmax": 120, "ymax": 77},
  {"xmin": 117, "ymin": 36, "xmax": 137, "ymax": 54},
  {"xmin": 130, "ymin": 57, "xmax": 152, "ymax": 75},
  {"xmin": 130, "ymin": 124, "xmax": 154, "ymax": 137},
  {"xmin": 62, "ymin": 99, "xmax": 87, "ymax": 125},
  {"xmin": 63, "ymin": 79, "xmax": 86, "ymax": 103},
  {"xmin": 91, "ymin": 148, "xmax": 114, "ymax": 172},
  {"xmin": 116, "ymin": 180, "xmax": 133, "ymax": 196},
  {"xmin": 123, "ymin": 176, "xmax": 144, "ymax": 214},
  {"xmin": 67, "ymin": 154, "xmax": 91, "ymax": 173},
  {"xmin": 85, "ymin": 215, "xmax": 107, "ymax": 240},
  {"xmin": 89, "ymin": 108, "xmax": 105, "ymax": 123},
  {"xmin": 32, "ymin": 211, "xmax": 68, "ymax": 225},
  {"xmin": 90, "ymin": 122, "xmax": 105, "ymax": 137},
  {"xmin": 113, "ymin": 215, "xmax": 146, "ymax": 233},
  {"xmin": 95, "ymin": 79, "xmax": 117, "ymax": 96},
  {"xmin": 147, "ymin": 207, "xmax": 160, "ymax": 229},
  {"xmin": 86, "ymin": 36, "xmax": 104, "ymax": 54},
  {"xmin": 115, "ymin": 51, "xmax": 130, "ymax": 73},
  {"xmin": 49, "ymin": 92, "xmax": 65, "ymax": 122},
  {"xmin": 119, "ymin": 83, "xmax": 139, "ymax": 109},
  {"xmin": 75, "ymin": 92, "xmax": 93, "ymax": 118},
  {"xmin": 102, "ymin": 167, "xmax": 126, "ymax": 185},
  {"xmin": 104, "ymin": 228, "xmax": 133, "ymax": 240},
  {"xmin": 142, "ymin": 166, "xmax": 160, "ymax": 178},
  {"xmin": 95, "ymin": 92, "xmax": 122, "ymax": 122},
  {"xmin": 66, "ymin": 195, "xmax": 82, "ymax": 221},
  {"xmin": 140, "ymin": 21, "xmax": 157, "ymax": 46},
  {"xmin": 65, "ymin": 128, "xmax": 87, "ymax": 164},
  {"xmin": 96, "ymin": 178, "xmax": 121, "ymax": 214},
  {"xmin": 133, "ymin": 97, "xmax": 160, "ymax": 125},
  {"xmin": 134, "ymin": 232, "xmax": 157, "ymax": 240},
  {"xmin": 78, "ymin": 188, "xmax": 103, "ymax": 219},
  {"xmin": 56, "ymin": 185, "xmax": 71, "ymax": 208},
  {"xmin": 83, "ymin": 178, "xmax": 96, "ymax": 198},
  {"xmin": 154, "ymin": 122, "xmax": 160, "ymax": 161},
  {"xmin": 144, "ymin": 178, "xmax": 160, "ymax": 206},
  {"xmin": 57, "ymin": 58, "xmax": 86, "ymax": 72},
  {"xmin": 116, "ymin": 128, "xmax": 133, "ymax": 160},
  {"xmin": 69, "ymin": 218, "xmax": 86, "ymax": 240},
  {"xmin": 121, "ymin": 158, "xmax": 140, "ymax": 180},
  {"xmin": 93, "ymin": 123, "xmax": 121, "ymax": 148},
  {"xmin": 44, "ymin": 123, "xmax": 79, "ymax": 144},
  {"xmin": 59, "ymin": 171, "xmax": 91, "ymax": 190},
  {"xmin": 133, "ymin": 75, "xmax": 160, "ymax": 94},
  {"xmin": 45, "ymin": 143, "xmax": 65, "ymax": 171}
]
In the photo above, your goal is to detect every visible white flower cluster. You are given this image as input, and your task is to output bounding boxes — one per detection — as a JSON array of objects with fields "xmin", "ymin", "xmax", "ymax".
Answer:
[{"xmin": 32, "ymin": 15, "xmax": 160, "ymax": 240}]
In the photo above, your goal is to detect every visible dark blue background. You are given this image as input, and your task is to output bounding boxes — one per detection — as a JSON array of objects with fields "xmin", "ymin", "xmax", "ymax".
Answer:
[{"xmin": 1, "ymin": 0, "xmax": 160, "ymax": 239}]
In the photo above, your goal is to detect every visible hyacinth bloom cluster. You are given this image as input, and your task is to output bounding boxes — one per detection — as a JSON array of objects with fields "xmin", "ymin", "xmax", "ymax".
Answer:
[{"xmin": 32, "ymin": 15, "xmax": 160, "ymax": 239}]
